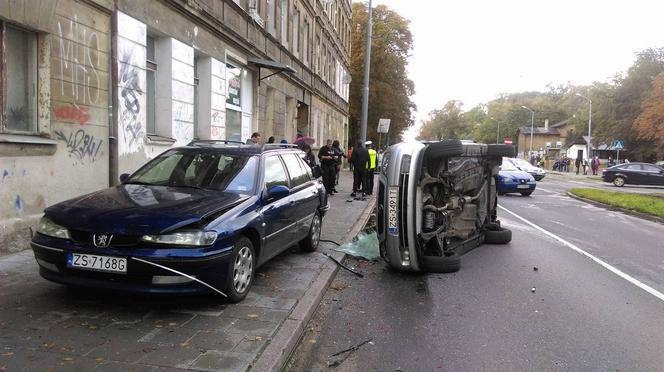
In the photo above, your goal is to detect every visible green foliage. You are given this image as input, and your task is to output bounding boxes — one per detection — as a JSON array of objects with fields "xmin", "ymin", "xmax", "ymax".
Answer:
[
  {"xmin": 417, "ymin": 46, "xmax": 664, "ymax": 160},
  {"xmin": 569, "ymin": 188, "xmax": 664, "ymax": 219},
  {"xmin": 350, "ymin": 2, "xmax": 416, "ymax": 146}
]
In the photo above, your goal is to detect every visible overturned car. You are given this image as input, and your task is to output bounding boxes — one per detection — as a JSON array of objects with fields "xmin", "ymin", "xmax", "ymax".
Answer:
[{"xmin": 377, "ymin": 140, "xmax": 514, "ymax": 273}]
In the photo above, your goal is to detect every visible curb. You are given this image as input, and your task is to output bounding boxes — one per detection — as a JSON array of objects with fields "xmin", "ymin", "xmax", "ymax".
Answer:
[
  {"xmin": 566, "ymin": 192, "xmax": 664, "ymax": 225},
  {"xmin": 249, "ymin": 196, "xmax": 377, "ymax": 372}
]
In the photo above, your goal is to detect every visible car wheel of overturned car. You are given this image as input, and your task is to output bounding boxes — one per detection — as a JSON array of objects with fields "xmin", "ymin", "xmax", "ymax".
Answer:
[
  {"xmin": 424, "ymin": 140, "xmax": 463, "ymax": 161},
  {"xmin": 421, "ymin": 253, "xmax": 461, "ymax": 273},
  {"xmin": 223, "ymin": 236, "xmax": 255, "ymax": 303},
  {"xmin": 520, "ymin": 191, "xmax": 533, "ymax": 196},
  {"xmin": 613, "ymin": 176, "xmax": 625, "ymax": 187},
  {"xmin": 484, "ymin": 227, "xmax": 512, "ymax": 244},
  {"xmin": 300, "ymin": 212, "xmax": 322, "ymax": 252},
  {"xmin": 487, "ymin": 144, "xmax": 515, "ymax": 158}
]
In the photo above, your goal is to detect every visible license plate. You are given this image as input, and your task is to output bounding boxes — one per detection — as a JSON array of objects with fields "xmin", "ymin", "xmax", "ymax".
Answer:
[
  {"xmin": 517, "ymin": 184, "xmax": 530, "ymax": 189},
  {"xmin": 67, "ymin": 253, "xmax": 127, "ymax": 274},
  {"xmin": 388, "ymin": 187, "xmax": 398, "ymax": 235}
]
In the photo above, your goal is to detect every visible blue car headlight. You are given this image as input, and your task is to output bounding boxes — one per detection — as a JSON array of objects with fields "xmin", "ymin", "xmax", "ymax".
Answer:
[
  {"xmin": 36, "ymin": 217, "xmax": 71, "ymax": 239},
  {"xmin": 141, "ymin": 230, "xmax": 217, "ymax": 246}
]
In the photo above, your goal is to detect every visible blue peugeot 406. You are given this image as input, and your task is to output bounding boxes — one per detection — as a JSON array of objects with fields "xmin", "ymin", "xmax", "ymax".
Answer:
[{"xmin": 31, "ymin": 141, "xmax": 328, "ymax": 302}]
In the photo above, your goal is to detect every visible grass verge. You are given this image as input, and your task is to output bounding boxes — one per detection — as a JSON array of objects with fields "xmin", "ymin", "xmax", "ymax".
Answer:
[{"xmin": 569, "ymin": 188, "xmax": 664, "ymax": 219}]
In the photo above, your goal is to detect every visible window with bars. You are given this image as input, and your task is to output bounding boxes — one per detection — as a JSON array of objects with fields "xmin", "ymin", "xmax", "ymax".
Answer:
[{"xmin": 1, "ymin": 23, "xmax": 38, "ymax": 134}]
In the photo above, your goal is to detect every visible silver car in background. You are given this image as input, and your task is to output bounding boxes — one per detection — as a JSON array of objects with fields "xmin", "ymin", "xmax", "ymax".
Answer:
[{"xmin": 377, "ymin": 140, "xmax": 514, "ymax": 273}]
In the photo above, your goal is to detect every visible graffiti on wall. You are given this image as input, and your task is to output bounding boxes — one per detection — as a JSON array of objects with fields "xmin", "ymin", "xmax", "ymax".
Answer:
[
  {"xmin": 57, "ymin": 16, "xmax": 101, "ymax": 105},
  {"xmin": 55, "ymin": 128, "xmax": 103, "ymax": 162},
  {"xmin": 118, "ymin": 51, "xmax": 144, "ymax": 154},
  {"xmin": 53, "ymin": 104, "xmax": 90, "ymax": 125}
]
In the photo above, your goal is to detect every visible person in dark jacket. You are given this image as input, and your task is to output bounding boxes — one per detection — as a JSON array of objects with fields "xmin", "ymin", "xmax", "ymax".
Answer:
[
  {"xmin": 350, "ymin": 143, "xmax": 369, "ymax": 197},
  {"xmin": 302, "ymin": 144, "xmax": 316, "ymax": 168},
  {"xmin": 318, "ymin": 139, "xmax": 337, "ymax": 195}
]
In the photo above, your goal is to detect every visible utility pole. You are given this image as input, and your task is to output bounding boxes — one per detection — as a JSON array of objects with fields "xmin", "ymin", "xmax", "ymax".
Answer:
[{"xmin": 360, "ymin": 0, "xmax": 373, "ymax": 147}]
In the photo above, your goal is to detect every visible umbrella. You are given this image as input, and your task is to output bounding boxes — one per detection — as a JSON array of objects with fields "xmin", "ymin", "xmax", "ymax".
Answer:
[{"xmin": 294, "ymin": 136, "xmax": 316, "ymax": 147}]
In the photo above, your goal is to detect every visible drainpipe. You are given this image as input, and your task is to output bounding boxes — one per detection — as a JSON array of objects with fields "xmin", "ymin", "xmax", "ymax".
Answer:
[{"xmin": 109, "ymin": 8, "xmax": 119, "ymax": 186}]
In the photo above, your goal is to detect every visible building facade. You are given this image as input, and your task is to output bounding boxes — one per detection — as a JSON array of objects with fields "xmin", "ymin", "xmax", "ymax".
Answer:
[{"xmin": 0, "ymin": 0, "xmax": 351, "ymax": 254}]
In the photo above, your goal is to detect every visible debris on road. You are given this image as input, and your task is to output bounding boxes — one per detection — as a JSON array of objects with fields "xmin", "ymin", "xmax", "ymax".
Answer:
[
  {"xmin": 333, "ymin": 231, "xmax": 379, "ymax": 261},
  {"xmin": 323, "ymin": 252, "xmax": 364, "ymax": 278},
  {"xmin": 531, "ymin": 287, "xmax": 536, "ymax": 293},
  {"xmin": 533, "ymin": 267, "xmax": 539, "ymax": 271},
  {"xmin": 327, "ymin": 338, "xmax": 374, "ymax": 367},
  {"xmin": 330, "ymin": 338, "xmax": 373, "ymax": 357}
]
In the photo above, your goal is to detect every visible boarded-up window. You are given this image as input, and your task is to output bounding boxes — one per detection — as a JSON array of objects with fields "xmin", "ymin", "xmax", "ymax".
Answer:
[{"xmin": 2, "ymin": 24, "xmax": 38, "ymax": 133}]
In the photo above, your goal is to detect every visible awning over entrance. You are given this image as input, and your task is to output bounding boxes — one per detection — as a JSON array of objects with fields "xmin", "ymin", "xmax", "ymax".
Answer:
[{"xmin": 248, "ymin": 57, "xmax": 297, "ymax": 84}]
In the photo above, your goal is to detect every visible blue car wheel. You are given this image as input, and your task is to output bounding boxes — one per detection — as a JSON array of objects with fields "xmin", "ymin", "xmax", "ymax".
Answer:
[{"xmin": 224, "ymin": 236, "xmax": 255, "ymax": 303}]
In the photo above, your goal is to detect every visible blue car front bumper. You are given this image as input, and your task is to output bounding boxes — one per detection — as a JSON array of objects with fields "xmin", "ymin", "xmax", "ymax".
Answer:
[{"xmin": 31, "ymin": 235, "xmax": 235, "ymax": 295}]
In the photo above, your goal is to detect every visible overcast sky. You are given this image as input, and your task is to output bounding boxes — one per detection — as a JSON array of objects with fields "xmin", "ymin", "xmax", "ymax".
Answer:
[{"xmin": 365, "ymin": 0, "xmax": 664, "ymax": 135}]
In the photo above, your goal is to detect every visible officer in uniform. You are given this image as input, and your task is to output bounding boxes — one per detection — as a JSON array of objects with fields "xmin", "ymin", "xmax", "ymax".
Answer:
[{"xmin": 365, "ymin": 141, "xmax": 377, "ymax": 195}]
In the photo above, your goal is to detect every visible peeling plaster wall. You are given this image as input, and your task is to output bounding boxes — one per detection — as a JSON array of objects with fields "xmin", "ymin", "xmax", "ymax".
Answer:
[{"xmin": 0, "ymin": 0, "xmax": 112, "ymax": 255}]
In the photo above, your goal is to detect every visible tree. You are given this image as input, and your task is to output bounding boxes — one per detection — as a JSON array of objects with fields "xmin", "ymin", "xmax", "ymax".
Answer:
[
  {"xmin": 418, "ymin": 101, "xmax": 473, "ymax": 140},
  {"xmin": 349, "ymin": 2, "xmax": 416, "ymax": 146},
  {"xmin": 633, "ymin": 72, "xmax": 664, "ymax": 159}
]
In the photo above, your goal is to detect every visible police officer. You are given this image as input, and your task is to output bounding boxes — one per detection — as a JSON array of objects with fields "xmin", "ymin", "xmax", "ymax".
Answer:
[
  {"xmin": 318, "ymin": 139, "xmax": 337, "ymax": 195},
  {"xmin": 365, "ymin": 141, "xmax": 377, "ymax": 195}
]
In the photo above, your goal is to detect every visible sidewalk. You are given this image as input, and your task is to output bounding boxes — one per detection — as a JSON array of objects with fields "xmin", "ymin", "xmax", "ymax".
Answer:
[{"xmin": 0, "ymin": 170, "xmax": 375, "ymax": 372}]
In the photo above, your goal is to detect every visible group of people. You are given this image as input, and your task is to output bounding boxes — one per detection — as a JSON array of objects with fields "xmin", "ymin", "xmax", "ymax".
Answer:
[{"xmin": 244, "ymin": 131, "xmax": 379, "ymax": 197}]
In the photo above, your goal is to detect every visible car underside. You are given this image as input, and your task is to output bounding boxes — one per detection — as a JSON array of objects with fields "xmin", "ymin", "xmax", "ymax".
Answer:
[{"xmin": 378, "ymin": 140, "xmax": 514, "ymax": 273}]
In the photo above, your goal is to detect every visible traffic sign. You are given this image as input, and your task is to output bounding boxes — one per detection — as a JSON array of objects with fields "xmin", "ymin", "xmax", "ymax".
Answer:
[
  {"xmin": 377, "ymin": 118, "xmax": 391, "ymax": 133},
  {"xmin": 614, "ymin": 140, "xmax": 624, "ymax": 150}
]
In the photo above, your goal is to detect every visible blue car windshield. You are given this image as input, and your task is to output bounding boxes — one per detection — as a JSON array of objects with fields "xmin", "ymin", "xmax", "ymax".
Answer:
[{"xmin": 128, "ymin": 150, "xmax": 258, "ymax": 194}]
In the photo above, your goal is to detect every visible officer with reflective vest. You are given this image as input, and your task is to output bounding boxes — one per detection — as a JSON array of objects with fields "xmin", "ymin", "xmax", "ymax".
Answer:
[{"xmin": 366, "ymin": 141, "xmax": 377, "ymax": 195}]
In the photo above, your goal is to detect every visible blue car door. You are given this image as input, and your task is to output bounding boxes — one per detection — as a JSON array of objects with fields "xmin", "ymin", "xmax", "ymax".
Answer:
[
  {"xmin": 281, "ymin": 153, "xmax": 320, "ymax": 240},
  {"xmin": 261, "ymin": 155, "xmax": 293, "ymax": 259}
]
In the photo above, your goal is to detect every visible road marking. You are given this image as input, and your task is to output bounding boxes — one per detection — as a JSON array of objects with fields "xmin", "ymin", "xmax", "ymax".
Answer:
[
  {"xmin": 498, "ymin": 205, "xmax": 664, "ymax": 303},
  {"xmin": 534, "ymin": 186, "xmax": 553, "ymax": 193}
]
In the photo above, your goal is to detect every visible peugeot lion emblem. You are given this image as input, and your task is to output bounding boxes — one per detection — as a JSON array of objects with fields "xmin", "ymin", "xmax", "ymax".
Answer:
[{"xmin": 93, "ymin": 234, "xmax": 113, "ymax": 248}]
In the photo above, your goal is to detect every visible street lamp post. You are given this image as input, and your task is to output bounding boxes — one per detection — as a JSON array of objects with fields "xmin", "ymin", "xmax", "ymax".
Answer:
[
  {"xmin": 521, "ymin": 105, "xmax": 535, "ymax": 157},
  {"xmin": 359, "ymin": 0, "xmax": 373, "ymax": 148},
  {"xmin": 490, "ymin": 116, "xmax": 500, "ymax": 143},
  {"xmin": 576, "ymin": 93, "xmax": 592, "ymax": 161}
]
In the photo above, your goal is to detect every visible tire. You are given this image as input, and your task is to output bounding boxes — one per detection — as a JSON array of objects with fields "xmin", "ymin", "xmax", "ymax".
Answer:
[
  {"xmin": 223, "ymin": 236, "xmax": 255, "ymax": 303},
  {"xmin": 300, "ymin": 212, "xmax": 322, "ymax": 252},
  {"xmin": 424, "ymin": 140, "xmax": 463, "ymax": 161},
  {"xmin": 484, "ymin": 227, "xmax": 512, "ymax": 244},
  {"xmin": 487, "ymin": 144, "xmax": 515, "ymax": 158},
  {"xmin": 521, "ymin": 191, "xmax": 533, "ymax": 196},
  {"xmin": 421, "ymin": 253, "xmax": 461, "ymax": 273},
  {"xmin": 613, "ymin": 176, "xmax": 625, "ymax": 187}
]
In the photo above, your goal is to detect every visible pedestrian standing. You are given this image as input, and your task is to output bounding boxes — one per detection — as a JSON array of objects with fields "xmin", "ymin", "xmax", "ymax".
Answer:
[
  {"xmin": 318, "ymin": 139, "xmax": 337, "ymax": 195},
  {"xmin": 575, "ymin": 157, "xmax": 582, "ymax": 175},
  {"xmin": 365, "ymin": 141, "xmax": 377, "ymax": 195},
  {"xmin": 347, "ymin": 144, "xmax": 354, "ymax": 171},
  {"xmin": 350, "ymin": 143, "xmax": 369, "ymax": 197},
  {"xmin": 582, "ymin": 158, "xmax": 588, "ymax": 175},
  {"xmin": 302, "ymin": 144, "xmax": 316, "ymax": 168},
  {"xmin": 332, "ymin": 140, "xmax": 346, "ymax": 188},
  {"xmin": 591, "ymin": 156, "xmax": 600, "ymax": 175}
]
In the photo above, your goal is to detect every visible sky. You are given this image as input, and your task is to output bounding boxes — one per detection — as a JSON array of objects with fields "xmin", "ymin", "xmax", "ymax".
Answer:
[{"xmin": 364, "ymin": 0, "xmax": 664, "ymax": 139}]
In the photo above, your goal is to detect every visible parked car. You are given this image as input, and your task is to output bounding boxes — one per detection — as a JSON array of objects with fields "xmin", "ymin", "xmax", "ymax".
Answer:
[
  {"xmin": 496, "ymin": 160, "xmax": 537, "ymax": 196},
  {"xmin": 601, "ymin": 162, "xmax": 664, "ymax": 187},
  {"xmin": 503, "ymin": 157, "xmax": 546, "ymax": 181},
  {"xmin": 376, "ymin": 140, "xmax": 514, "ymax": 274},
  {"xmin": 30, "ymin": 141, "xmax": 328, "ymax": 302}
]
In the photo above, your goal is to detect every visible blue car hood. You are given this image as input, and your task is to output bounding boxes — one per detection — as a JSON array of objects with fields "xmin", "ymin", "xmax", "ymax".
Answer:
[
  {"xmin": 498, "ymin": 170, "xmax": 534, "ymax": 181},
  {"xmin": 45, "ymin": 184, "xmax": 249, "ymax": 235}
]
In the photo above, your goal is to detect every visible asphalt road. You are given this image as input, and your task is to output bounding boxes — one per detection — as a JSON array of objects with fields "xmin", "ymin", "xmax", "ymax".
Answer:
[{"xmin": 285, "ymin": 178, "xmax": 664, "ymax": 371}]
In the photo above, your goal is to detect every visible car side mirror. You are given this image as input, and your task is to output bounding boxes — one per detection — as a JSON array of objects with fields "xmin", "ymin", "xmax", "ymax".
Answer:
[
  {"xmin": 310, "ymin": 164, "xmax": 322, "ymax": 179},
  {"xmin": 119, "ymin": 173, "xmax": 130, "ymax": 183},
  {"xmin": 267, "ymin": 185, "xmax": 290, "ymax": 200}
]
